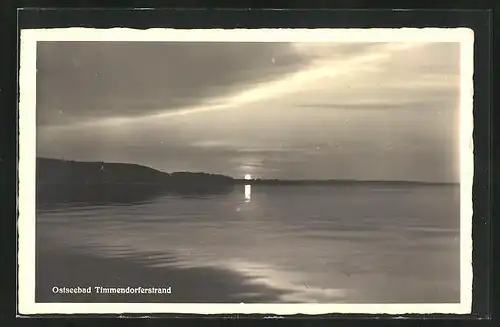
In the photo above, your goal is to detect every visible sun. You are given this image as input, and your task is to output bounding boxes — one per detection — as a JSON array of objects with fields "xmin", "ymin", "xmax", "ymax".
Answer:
[{"xmin": 244, "ymin": 174, "xmax": 252, "ymax": 180}]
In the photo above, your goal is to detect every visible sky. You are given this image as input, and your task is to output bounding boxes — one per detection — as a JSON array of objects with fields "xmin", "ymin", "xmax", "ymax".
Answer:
[{"xmin": 36, "ymin": 41, "xmax": 461, "ymax": 182}]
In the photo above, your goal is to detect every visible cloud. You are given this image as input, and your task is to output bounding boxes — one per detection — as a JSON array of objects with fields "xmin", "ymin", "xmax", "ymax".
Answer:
[
  {"xmin": 295, "ymin": 100, "xmax": 454, "ymax": 111},
  {"xmin": 36, "ymin": 41, "xmax": 312, "ymax": 126},
  {"xmin": 38, "ymin": 42, "xmax": 422, "ymax": 130}
]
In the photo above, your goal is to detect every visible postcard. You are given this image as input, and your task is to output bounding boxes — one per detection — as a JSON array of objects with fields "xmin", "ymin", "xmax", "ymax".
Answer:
[{"xmin": 18, "ymin": 27, "xmax": 474, "ymax": 315}]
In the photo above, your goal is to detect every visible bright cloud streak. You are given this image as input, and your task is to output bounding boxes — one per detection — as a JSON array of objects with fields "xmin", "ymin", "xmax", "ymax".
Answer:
[{"xmin": 44, "ymin": 42, "xmax": 420, "ymax": 131}]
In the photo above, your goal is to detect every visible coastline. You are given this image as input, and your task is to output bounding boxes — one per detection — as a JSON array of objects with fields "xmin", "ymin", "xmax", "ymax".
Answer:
[{"xmin": 36, "ymin": 244, "xmax": 286, "ymax": 303}]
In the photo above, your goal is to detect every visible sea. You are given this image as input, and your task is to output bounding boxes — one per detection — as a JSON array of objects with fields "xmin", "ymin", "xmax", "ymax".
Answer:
[{"xmin": 36, "ymin": 184, "xmax": 461, "ymax": 303}]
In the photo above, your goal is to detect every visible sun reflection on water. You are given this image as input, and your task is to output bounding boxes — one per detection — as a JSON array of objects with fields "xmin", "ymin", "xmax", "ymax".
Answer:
[{"xmin": 244, "ymin": 174, "xmax": 252, "ymax": 202}]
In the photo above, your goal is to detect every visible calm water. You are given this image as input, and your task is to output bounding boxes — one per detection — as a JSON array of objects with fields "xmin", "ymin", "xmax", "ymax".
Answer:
[{"xmin": 37, "ymin": 184, "xmax": 460, "ymax": 303}]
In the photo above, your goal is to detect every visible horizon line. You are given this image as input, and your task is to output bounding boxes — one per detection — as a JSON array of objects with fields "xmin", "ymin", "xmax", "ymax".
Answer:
[{"xmin": 36, "ymin": 157, "xmax": 459, "ymax": 185}]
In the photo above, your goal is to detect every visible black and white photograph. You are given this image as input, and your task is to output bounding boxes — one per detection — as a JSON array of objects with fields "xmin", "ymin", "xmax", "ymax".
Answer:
[{"xmin": 17, "ymin": 28, "xmax": 474, "ymax": 315}]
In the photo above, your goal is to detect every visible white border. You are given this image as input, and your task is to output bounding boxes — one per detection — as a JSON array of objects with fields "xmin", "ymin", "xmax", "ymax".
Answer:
[{"xmin": 18, "ymin": 28, "xmax": 474, "ymax": 315}]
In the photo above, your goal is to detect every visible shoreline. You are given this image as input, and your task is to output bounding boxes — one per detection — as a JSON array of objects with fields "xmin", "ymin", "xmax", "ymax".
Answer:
[{"xmin": 36, "ymin": 245, "xmax": 286, "ymax": 303}]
